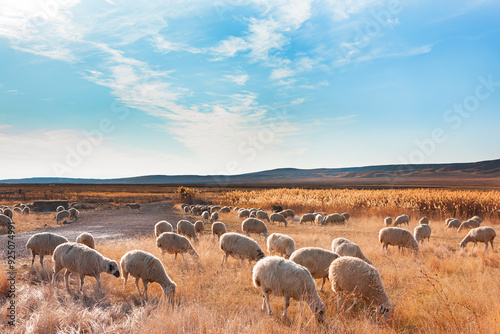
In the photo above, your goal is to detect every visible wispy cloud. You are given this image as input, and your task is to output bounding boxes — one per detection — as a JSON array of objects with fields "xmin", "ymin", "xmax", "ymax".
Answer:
[
  {"xmin": 150, "ymin": 34, "xmax": 200, "ymax": 54},
  {"xmin": 225, "ymin": 73, "xmax": 249, "ymax": 85}
]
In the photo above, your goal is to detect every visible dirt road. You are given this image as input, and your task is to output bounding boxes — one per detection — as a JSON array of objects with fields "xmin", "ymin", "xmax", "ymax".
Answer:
[{"xmin": 1, "ymin": 200, "xmax": 184, "ymax": 261}]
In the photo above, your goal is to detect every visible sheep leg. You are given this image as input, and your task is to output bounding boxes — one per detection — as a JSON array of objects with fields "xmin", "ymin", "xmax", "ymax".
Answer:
[
  {"xmin": 336, "ymin": 293, "xmax": 345, "ymax": 312},
  {"xmin": 64, "ymin": 270, "xmax": 71, "ymax": 291},
  {"xmin": 320, "ymin": 277, "xmax": 326, "ymax": 292},
  {"xmin": 52, "ymin": 263, "xmax": 63, "ymax": 285},
  {"xmin": 122, "ymin": 272, "xmax": 129, "ymax": 290},
  {"xmin": 39, "ymin": 253, "xmax": 44, "ymax": 269},
  {"xmin": 282, "ymin": 295, "xmax": 290, "ymax": 319},
  {"xmin": 79, "ymin": 274, "xmax": 85, "ymax": 291},
  {"xmin": 95, "ymin": 274, "xmax": 102, "ymax": 295},
  {"xmin": 345, "ymin": 298, "xmax": 358, "ymax": 315},
  {"xmin": 142, "ymin": 280, "xmax": 149, "ymax": 301},
  {"xmin": 30, "ymin": 250, "xmax": 36, "ymax": 269},
  {"xmin": 484, "ymin": 242, "xmax": 488, "ymax": 251},
  {"xmin": 491, "ymin": 241, "xmax": 494, "ymax": 251},
  {"xmin": 264, "ymin": 291, "xmax": 272, "ymax": 315},
  {"xmin": 134, "ymin": 277, "xmax": 142, "ymax": 296}
]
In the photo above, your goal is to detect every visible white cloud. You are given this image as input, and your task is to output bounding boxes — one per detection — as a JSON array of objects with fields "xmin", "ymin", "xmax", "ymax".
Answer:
[
  {"xmin": 150, "ymin": 34, "xmax": 200, "ymax": 54},
  {"xmin": 225, "ymin": 73, "xmax": 249, "ymax": 85},
  {"xmin": 270, "ymin": 67, "xmax": 295, "ymax": 80}
]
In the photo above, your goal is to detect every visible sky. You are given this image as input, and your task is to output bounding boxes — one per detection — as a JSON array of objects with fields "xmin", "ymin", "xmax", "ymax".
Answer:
[{"xmin": 0, "ymin": 0, "xmax": 499, "ymax": 179}]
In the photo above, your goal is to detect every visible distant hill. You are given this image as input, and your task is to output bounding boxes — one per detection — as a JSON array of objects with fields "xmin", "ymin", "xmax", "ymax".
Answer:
[{"xmin": 1, "ymin": 159, "xmax": 499, "ymax": 187}]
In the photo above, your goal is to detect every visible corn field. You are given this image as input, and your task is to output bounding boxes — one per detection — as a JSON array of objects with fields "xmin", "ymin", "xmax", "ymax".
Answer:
[{"xmin": 221, "ymin": 188, "xmax": 500, "ymax": 220}]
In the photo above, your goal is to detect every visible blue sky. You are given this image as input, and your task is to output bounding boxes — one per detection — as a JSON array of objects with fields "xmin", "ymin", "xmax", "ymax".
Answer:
[{"xmin": 0, "ymin": 0, "xmax": 499, "ymax": 178}]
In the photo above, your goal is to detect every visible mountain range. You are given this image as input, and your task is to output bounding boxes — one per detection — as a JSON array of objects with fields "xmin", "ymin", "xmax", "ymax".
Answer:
[{"xmin": 1, "ymin": 159, "xmax": 499, "ymax": 187}]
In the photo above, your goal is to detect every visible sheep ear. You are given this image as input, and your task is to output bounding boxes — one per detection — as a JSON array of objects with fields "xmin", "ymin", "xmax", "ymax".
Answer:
[{"xmin": 107, "ymin": 263, "xmax": 113, "ymax": 272}]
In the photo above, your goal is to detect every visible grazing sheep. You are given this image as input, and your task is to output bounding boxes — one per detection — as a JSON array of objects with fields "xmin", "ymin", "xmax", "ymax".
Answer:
[
  {"xmin": 156, "ymin": 232, "xmax": 199, "ymax": 260},
  {"xmin": 267, "ymin": 233, "xmax": 295, "ymax": 259},
  {"xmin": 52, "ymin": 242, "xmax": 120, "ymax": 294},
  {"xmin": 250, "ymin": 211, "xmax": 257, "ymax": 218},
  {"xmin": 269, "ymin": 213, "xmax": 287, "ymax": 227},
  {"xmin": 120, "ymin": 250, "xmax": 176, "ymax": 301},
  {"xmin": 194, "ymin": 220, "xmax": 205, "ymax": 234},
  {"xmin": 331, "ymin": 238, "xmax": 372, "ymax": 264},
  {"xmin": 300, "ymin": 213, "xmax": 316, "ymax": 225},
  {"xmin": 55, "ymin": 210, "xmax": 70, "ymax": 224},
  {"xmin": 201, "ymin": 211, "xmax": 210, "ymax": 221},
  {"xmin": 211, "ymin": 206, "xmax": 222, "ymax": 213},
  {"xmin": 177, "ymin": 220, "xmax": 199, "ymax": 242},
  {"xmin": 0, "ymin": 214, "xmax": 12, "ymax": 228},
  {"xmin": 379, "ymin": 227, "xmax": 419, "ymax": 253},
  {"xmin": 419, "ymin": 217, "xmax": 430, "ymax": 225},
  {"xmin": 233, "ymin": 206, "xmax": 240, "ymax": 211},
  {"xmin": 237, "ymin": 209, "xmax": 251, "ymax": 219},
  {"xmin": 242, "ymin": 218, "xmax": 268, "ymax": 238},
  {"xmin": 457, "ymin": 219, "xmax": 481, "ymax": 232},
  {"xmin": 69, "ymin": 208, "xmax": 79, "ymax": 220},
  {"xmin": 155, "ymin": 221, "xmax": 173, "ymax": 237},
  {"xmin": 210, "ymin": 212, "xmax": 219, "ymax": 223},
  {"xmin": 341, "ymin": 213, "xmax": 350, "ymax": 221},
  {"xmin": 289, "ymin": 247, "xmax": 339, "ymax": 291},
  {"xmin": 183, "ymin": 206, "xmax": 191, "ymax": 214},
  {"xmin": 393, "ymin": 214, "xmax": 410, "ymax": 227},
  {"xmin": 22, "ymin": 207, "xmax": 30, "ymax": 215},
  {"xmin": 281, "ymin": 209, "xmax": 295, "ymax": 218},
  {"xmin": 76, "ymin": 232, "xmax": 95, "ymax": 249},
  {"xmin": 314, "ymin": 214, "xmax": 323, "ymax": 225},
  {"xmin": 220, "ymin": 207, "xmax": 231, "ymax": 213},
  {"xmin": 56, "ymin": 206, "xmax": 65, "ymax": 212},
  {"xmin": 3, "ymin": 208, "xmax": 13, "ymax": 219},
  {"xmin": 211, "ymin": 222, "xmax": 226, "ymax": 240},
  {"xmin": 446, "ymin": 219, "xmax": 461, "ymax": 229},
  {"xmin": 0, "ymin": 209, "xmax": 3, "ymax": 215},
  {"xmin": 13, "ymin": 207, "xmax": 22, "ymax": 214},
  {"xmin": 329, "ymin": 256, "xmax": 392, "ymax": 319},
  {"xmin": 252, "ymin": 256, "xmax": 325, "ymax": 321},
  {"xmin": 256, "ymin": 210, "xmax": 270, "ymax": 222},
  {"xmin": 26, "ymin": 232, "xmax": 69, "ymax": 268},
  {"xmin": 460, "ymin": 226, "xmax": 496, "ymax": 251},
  {"xmin": 324, "ymin": 213, "xmax": 345, "ymax": 225},
  {"xmin": 219, "ymin": 232, "xmax": 265, "ymax": 265},
  {"xmin": 384, "ymin": 217, "xmax": 393, "ymax": 227},
  {"xmin": 414, "ymin": 224, "xmax": 432, "ymax": 244},
  {"xmin": 471, "ymin": 216, "xmax": 483, "ymax": 224}
]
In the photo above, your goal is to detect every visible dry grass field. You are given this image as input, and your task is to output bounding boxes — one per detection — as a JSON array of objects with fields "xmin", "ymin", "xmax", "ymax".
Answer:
[{"xmin": 1, "ymin": 186, "xmax": 500, "ymax": 333}]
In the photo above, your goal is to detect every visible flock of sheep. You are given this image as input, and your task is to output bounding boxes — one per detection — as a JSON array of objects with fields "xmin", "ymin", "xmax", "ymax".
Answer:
[
  {"xmin": 21, "ymin": 201, "xmax": 496, "ymax": 324},
  {"xmin": 0, "ymin": 203, "xmax": 31, "ymax": 228}
]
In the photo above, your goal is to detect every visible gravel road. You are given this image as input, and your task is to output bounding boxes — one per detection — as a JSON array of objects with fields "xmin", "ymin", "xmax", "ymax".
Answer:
[{"xmin": 0, "ymin": 200, "xmax": 184, "ymax": 261}]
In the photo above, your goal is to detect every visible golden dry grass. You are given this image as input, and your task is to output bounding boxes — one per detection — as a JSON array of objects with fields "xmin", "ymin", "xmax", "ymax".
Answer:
[{"xmin": 2, "ymin": 204, "xmax": 500, "ymax": 333}]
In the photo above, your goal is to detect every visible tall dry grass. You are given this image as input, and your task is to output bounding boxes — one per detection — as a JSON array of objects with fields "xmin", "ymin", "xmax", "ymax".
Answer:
[
  {"xmin": 2, "ymin": 207, "xmax": 500, "ymax": 333},
  {"xmin": 221, "ymin": 188, "xmax": 500, "ymax": 221}
]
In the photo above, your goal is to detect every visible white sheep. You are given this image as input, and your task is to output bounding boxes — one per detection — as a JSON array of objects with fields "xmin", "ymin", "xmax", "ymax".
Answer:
[
  {"xmin": 56, "ymin": 206, "xmax": 65, "ymax": 212},
  {"xmin": 22, "ymin": 207, "xmax": 30, "ymax": 215},
  {"xmin": 324, "ymin": 213, "xmax": 345, "ymax": 225},
  {"xmin": 457, "ymin": 219, "xmax": 481, "ymax": 232},
  {"xmin": 156, "ymin": 232, "xmax": 199, "ymax": 260},
  {"xmin": 120, "ymin": 250, "xmax": 176, "ymax": 301},
  {"xmin": 341, "ymin": 213, "xmax": 350, "ymax": 221},
  {"xmin": 210, "ymin": 212, "xmax": 219, "ymax": 223},
  {"xmin": 26, "ymin": 232, "xmax": 69, "ymax": 268},
  {"xmin": 384, "ymin": 217, "xmax": 393, "ymax": 227},
  {"xmin": 300, "ymin": 213, "xmax": 316, "ymax": 225},
  {"xmin": 201, "ymin": 211, "xmax": 210, "ymax": 221},
  {"xmin": 331, "ymin": 238, "xmax": 372, "ymax": 264},
  {"xmin": 252, "ymin": 256, "xmax": 325, "ymax": 321},
  {"xmin": 3, "ymin": 208, "xmax": 13, "ymax": 219},
  {"xmin": 177, "ymin": 220, "xmax": 199, "ymax": 242},
  {"xmin": 13, "ymin": 207, "xmax": 22, "ymax": 214},
  {"xmin": 393, "ymin": 214, "xmax": 410, "ymax": 226},
  {"xmin": 314, "ymin": 214, "xmax": 323, "ymax": 225},
  {"xmin": 269, "ymin": 213, "xmax": 287, "ymax": 227},
  {"xmin": 379, "ymin": 227, "xmax": 419, "ymax": 253},
  {"xmin": 55, "ymin": 210, "xmax": 70, "ymax": 224},
  {"xmin": 329, "ymin": 256, "xmax": 392, "ymax": 319},
  {"xmin": 0, "ymin": 214, "xmax": 11, "ymax": 228},
  {"xmin": 69, "ymin": 208, "xmax": 79, "ymax": 220},
  {"xmin": 460, "ymin": 226, "xmax": 496, "ymax": 251},
  {"xmin": 281, "ymin": 209, "xmax": 295, "ymax": 218},
  {"xmin": 446, "ymin": 219, "xmax": 461, "ymax": 229},
  {"xmin": 126, "ymin": 203, "xmax": 141, "ymax": 212},
  {"xmin": 414, "ymin": 224, "xmax": 431, "ymax": 244},
  {"xmin": 289, "ymin": 247, "xmax": 339, "ymax": 291},
  {"xmin": 419, "ymin": 217, "xmax": 430, "ymax": 225},
  {"xmin": 237, "ymin": 209, "xmax": 251, "ymax": 219},
  {"xmin": 155, "ymin": 221, "xmax": 173, "ymax": 237},
  {"xmin": 219, "ymin": 232, "xmax": 265, "ymax": 265},
  {"xmin": 219, "ymin": 207, "xmax": 231, "ymax": 213},
  {"xmin": 211, "ymin": 222, "xmax": 226, "ymax": 240},
  {"xmin": 76, "ymin": 232, "xmax": 95, "ymax": 249},
  {"xmin": 256, "ymin": 210, "xmax": 270, "ymax": 222},
  {"xmin": 194, "ymin": 220, "xmax": 205, "ymax": 234},
  {"xmin": 52, "ymin": 242, "xmax": 120, "ymax": 294},
  {"xmin": 267, "ymin": 233, "xmax": 295, "ymax": 259},
  {"xmin": 242, "ymin": 218, "xmax": 268, "ymax": 238}
]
